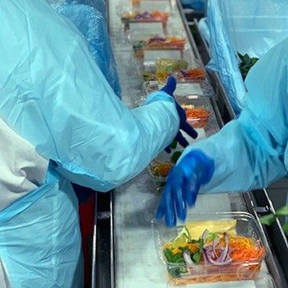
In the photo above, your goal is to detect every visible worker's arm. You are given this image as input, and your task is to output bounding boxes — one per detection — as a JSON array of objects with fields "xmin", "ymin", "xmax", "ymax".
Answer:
[
  {"xmin": 157, "ymin": 38, "xmax": 288, "ymax": 226},
  {"xmin": 183, "ymin": 37, "xmax": 288, "ymax": 194},
  {"xmin": 41, "ymin": 38, "xmax": 180, "ymax": 192}
]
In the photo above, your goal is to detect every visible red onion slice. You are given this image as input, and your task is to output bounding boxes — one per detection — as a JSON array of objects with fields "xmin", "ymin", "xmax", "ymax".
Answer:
[{"xmin": 203, "ymin": 248, "xmax": 233, "ymax": 266}]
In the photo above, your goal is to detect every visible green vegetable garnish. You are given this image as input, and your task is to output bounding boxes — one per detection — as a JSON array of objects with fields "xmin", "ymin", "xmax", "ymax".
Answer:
[
  {"xmin": 260, "ymin": 214, "xmax": 276, "ymax": 226},
  {"xmin": 167, "ymin": 266, "xmax": 187, "ymax": 277},
  {"xmin": 283, "ymin": 223, "xmax": 288, "ymax": 234},
  {"xmin": 171, "ymin": 253, "xmax": 184, "ymax": 263},
  {"xmin": 171, "ymin": 151, "xmax": 182, "ymax": 164},
  {"xmin": 207, "ymin": 232, "xmax": 217, "ymax": 241},
  {"xmin": 192, "ymin": 252, "xmax": 201, "ymax": 264},
  {"xmin": 238, "ymin": 53, "xmax": 259, "ymax": 80},
  {"xmin": 164, "ymin": 248, "xmax": 174, "ymax": 262},
  {"xmin": 275, "ymin": 205, "xmax": 288, "ymax": 216},
  {"xmin": 198, "ymin": 238, "xmax": 204, "ymax": 253},
  {"xmin": 188, "ymin": 239, "xmax": 200, "ymax": 244},
  {"xmin": 170, "ymin": 140, "xmax": 177, "ymax": 150},
  {"xmin": 260, "ymin": 205, "xmax": 288, "ymax": 235}
]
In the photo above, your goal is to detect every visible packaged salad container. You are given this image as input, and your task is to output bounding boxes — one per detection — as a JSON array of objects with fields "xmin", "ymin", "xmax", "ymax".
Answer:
[
  {"xmin": 166, "ymin": 272, "xmax": 276, "ymax": 288},
  {"xmin": 142, "ymin": 80, "xmax": 214, "ymax": 97},
  {"xmin": 131, "ymin": 0, "xmax": 172, "ymax": 11},
  {"xmin": 177, "ymin": 96, "xmax": 219, "ymax": 132},
  {"xmin": 147, "ymin": 123, "xmax": 210, "ymax": 184},
  {"xmin": 152, "ymin": 212, "xmax": 268, "ymax": 285},
  {"xmin": 139, "ymin": 57, "xmax": 206, "ymax": 82},
  {"xmin": 121, "ymin": 11, "xmax": 170, "ymax": 30},
  {"xmin": 147, "ymin": 142, "xmax": 181, "ymax": 184},
  {"xmin": 137, "ymin": 94, "xmax": 219, "ymax": 135},
  {"xmin": 132, "ymin": 36, "xmax": 186, "ymax": 59}
]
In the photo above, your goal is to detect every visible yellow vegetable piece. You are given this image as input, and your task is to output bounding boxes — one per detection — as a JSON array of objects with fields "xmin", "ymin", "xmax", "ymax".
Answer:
[
  {"xmin": 185, "ymin": 220, "xmax": 237, "ymax": 239},
  {"xmin": 170, "ymin": 227, "xmax": 190, "ymax": 249}
]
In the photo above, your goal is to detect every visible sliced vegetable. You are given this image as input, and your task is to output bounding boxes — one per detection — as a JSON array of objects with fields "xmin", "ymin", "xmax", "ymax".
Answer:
[
  {"xmin": 170, "ymin": 140, "xmax": 178, "ymax": 149},
  {"xmin": 238, "ymin": 53, "xmax": 259, "ymax": 80},
  {"xmin": 183, "ymin": 250, "xmax": 194, "ymax": 266},
  {"xmin": 164, "ymin": 248, "xmax": 174, "ymax": 262},
  {"xmin": 192, "ymin": 251, "xmax": 201, "ymax": 264},
  {"xmin": 283, "ymin": 223, "xmax": 288, "ymax": 235},
  {"xmin": 260, "ymin": 214, "xmax": 277, "ymax": 226},
  {"xmin": 276, "ymin": 205, "xmax": 288, "ymax": 216},
  {"xmin": 170, "ymin": 151, "xmax": 182, "ymax": 164}
]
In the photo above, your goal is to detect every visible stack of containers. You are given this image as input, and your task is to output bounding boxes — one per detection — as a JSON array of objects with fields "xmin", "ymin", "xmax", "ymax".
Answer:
[{"xmin": 207, "ymin": 0, "xmax": 288, "ymax": 113}]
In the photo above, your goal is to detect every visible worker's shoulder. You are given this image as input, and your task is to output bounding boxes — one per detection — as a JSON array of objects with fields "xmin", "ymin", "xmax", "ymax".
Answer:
[
  {"xmin": 0, "ymin": 0, "xmax": 83, "ymax": 54},
  {"xmin": 0, "ymin": 0, "xmax": 88, "ymax": 88}
]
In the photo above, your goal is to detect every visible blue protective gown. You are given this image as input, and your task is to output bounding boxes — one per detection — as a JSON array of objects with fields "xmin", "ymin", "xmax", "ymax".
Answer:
[
  {"xmin": 0, "ymin": 0, "xmax": 179, "ymax": 287},
  {"xmin": 182, "ymin": 37, "xmax": 288, "ymax": 194},
  {"xmin": 52, "ymin": 2, "xmax": 122, "ymax": 97}
]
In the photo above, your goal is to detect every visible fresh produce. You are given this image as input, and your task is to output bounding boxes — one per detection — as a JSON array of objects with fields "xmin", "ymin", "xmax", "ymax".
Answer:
[
  {"xmin": 238, "ymin": 53, "xmax": 259, "ymax": 80},
  {"xmin": 182, "ymin": 104, "xmax": 211, "ymax": 128},
  {"xmin": 133, "ymin": 36, "xmax": 186, "ymax": 58},
  {"xmin": 163, "ymin": 223, "xmax": 265, "ymax": 284},
  {"xmin": 141, "ymin": 58, "xmax": 205, "ymax": 82},
  {"xmin": 260, "ymin": 205, "xmax": 288, "ymax": 235},
  {"xmin": 121, "ymin": 11, "xmax": 169, "ymax": 29},
  {"xmin": 149, "ymin": 140, "xmax": 183, "ymax": 180}
]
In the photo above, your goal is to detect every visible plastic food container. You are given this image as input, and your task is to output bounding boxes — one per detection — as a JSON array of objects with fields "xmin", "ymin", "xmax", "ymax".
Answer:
[
  {"xmin": 152, "ymin": 212, "xmax": 268, "ymax": 285},
  {"xmin": 147, "ymin": 144, "xmax": 181, "ymax": 184},
  {"xmin": 142, "ymin": 80, "xmax": 214, "ymax": 97},
  {"xmin": 136, "ymin": 95, "xmax": 219, "ymax": 136},
  {"xmin": 177, "ymin": 97, "xmax": 219, "ymax": 135},
  {"xmin": 132, "ymin": 36, "xmax": 186, "ymax": 59},
  {"xmin": 147, "ymin": 159, "xmax": 172, "ymax": 184},
  {"xmin": 121, "ymin": 11, "xmax": 170, "ymax": 30},
  {"xmin": 166, "ymin": 272, "xmax": 276, "ymax": 288},
  {"xmin": 139, "ymin": 57, "xmax": 206, "ymax": 82},
  {"xmin": 131, "ymin": 0, "xmax": 172, "ymax": 11}
]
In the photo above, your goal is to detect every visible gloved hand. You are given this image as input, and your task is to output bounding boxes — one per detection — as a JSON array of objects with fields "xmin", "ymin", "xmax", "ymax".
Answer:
[
  {"xmin": 161, "ymin": 76, "xmax": 198, "ymax": 153},
  {"xmin": 156, "ymin": 150, "xmax": 215, "ymax": 227}
]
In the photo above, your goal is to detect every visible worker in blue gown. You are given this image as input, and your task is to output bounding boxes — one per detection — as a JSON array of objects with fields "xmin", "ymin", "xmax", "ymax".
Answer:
[
  {"xmin": 0, "ymin": 0, "xmax": 196, "ymax": 287},
  {"xmin": 157, "ymin": 36, "xmax": 288, "ymax": 227}
]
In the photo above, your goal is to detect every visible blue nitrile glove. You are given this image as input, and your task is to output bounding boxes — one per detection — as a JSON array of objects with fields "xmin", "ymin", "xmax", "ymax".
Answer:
[
  {"xmin": 156, "ymin": 150, "xmax": 215, "ymax": 227},
  {"xmin": 161, "ymin": 77, "xmax": 198, "ymax": 153}
]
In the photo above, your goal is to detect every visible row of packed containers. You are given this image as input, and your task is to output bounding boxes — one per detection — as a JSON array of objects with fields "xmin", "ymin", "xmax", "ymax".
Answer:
[{"xmin": 114, "ymin": 0, "xmax": 276, "ymax": 287}]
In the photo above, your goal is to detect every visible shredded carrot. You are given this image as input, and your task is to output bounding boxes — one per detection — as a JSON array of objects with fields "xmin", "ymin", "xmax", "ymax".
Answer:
[
  {"xmin": 186, "ymin": 68, "xmax": 205, "ymax": 80},
  {"xmin": 151, "ymin": 162, "xmax": 173, "ymax": 177},
  {"xmin": 155, "ymin": 68, "xmax": 205, "ymax": 82},
  {"xmin": 183, "ymin": 107, "xmax": 211, "ymax": 128}
]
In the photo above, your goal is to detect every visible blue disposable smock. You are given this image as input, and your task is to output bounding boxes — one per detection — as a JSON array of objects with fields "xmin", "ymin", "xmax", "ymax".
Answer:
[
  {"xmin": 0, "ymin": 0, "xmax": 179, "ymax": 287},
  {"xmin": 48, "ymin": 1, "xmax": 122, "ymax": 97},
  {"xmin": 181, "ymin": 37, "xmax": 288, "ymax": 194}
]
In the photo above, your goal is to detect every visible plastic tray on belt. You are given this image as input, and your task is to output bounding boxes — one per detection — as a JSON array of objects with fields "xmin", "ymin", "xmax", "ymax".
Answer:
[{"xmin": 152, "ymin": 212, "xmax": 269, "ymax": 285}]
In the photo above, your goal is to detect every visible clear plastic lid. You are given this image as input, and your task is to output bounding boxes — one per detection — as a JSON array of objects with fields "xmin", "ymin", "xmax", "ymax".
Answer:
[
  {"xmin": 138, "ymin": 57, "xmax": 206, "ymax": 82},
  {"xmin": 131, "ymin": 0, "xmax": 172, "ymax": 12},
  {"xmin": 142, "ymin": 80, "xmax": 215, "ymax": 97},
  {"xmin": 152, "ymin": 212, "xmax": 268, "ymax": 285},
  {"xmin": 166, "ymin": 272, "xmax": 276, "ymax": 288},
  {"xmin": 147, "ymin": 122, "xmax": 209, "ymax": 184},
  {"xmin": 137, "ymin": 95, "xmax": 219, "ymax": 135},
  {"xmin": 177, "ymin": 96, "xmax": 220, "ymax": 134},
  {"xmin": 132, "ymin": 35, "xmax": 187, "ymax": 59},
  {"xmin": 120, "ymin": 9, "xmax": 170, "ymax": 30}
]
